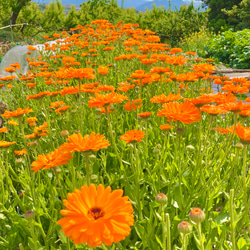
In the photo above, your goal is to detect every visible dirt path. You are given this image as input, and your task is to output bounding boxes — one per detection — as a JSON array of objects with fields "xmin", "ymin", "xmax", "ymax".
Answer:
[{"xmin": 215, "ymin": 64, "xmax": 250, "ymax": 79}]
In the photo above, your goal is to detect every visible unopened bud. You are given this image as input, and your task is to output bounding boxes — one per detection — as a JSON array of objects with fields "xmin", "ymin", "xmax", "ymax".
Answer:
[
  {"xmin": 16, "ymin": 158, "xmax": 23, "ymax": 164},
  {"xmin": 155, "ymin": 193, "xmax": 168, "ymax": 204},
  {"xmin": 89, "ymin": 154, "xmax": 96, "ymax": 159},
  {"xmin": 60, "ymin": 130, "xmax": 69, "ymax": 137},
  {"xmin": 28, "ymin": 141, "xmax": 38, "ymax": 147},
  {"xmin": 189, "ymin": 207, "xmax": 205, "ymax": 224},
  {"xmin": 235, "ymin": 142, "xmax": 243, "ymax": 149},
  {"xmin": 186, "ymin": 145, "xmax": 194, "ymax": 150},
  {"xmin": 177, "ymin": 221, "xmax": 192, "ymax": 235}
]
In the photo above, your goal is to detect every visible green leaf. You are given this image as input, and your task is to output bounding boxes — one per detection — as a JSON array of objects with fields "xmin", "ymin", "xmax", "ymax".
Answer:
[
  {"xmin": 237, "ymin": 237, "xmax": 247, "ymax": 250},
  {"xmin": 155, "ymin": 234, "xmax": 163, "ymax": 248}
]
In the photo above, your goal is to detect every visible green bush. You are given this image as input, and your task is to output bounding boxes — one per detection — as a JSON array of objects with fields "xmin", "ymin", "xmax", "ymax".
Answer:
[{"xmin": 204, "ymin": 29, "xmax": 250, "ymax": 69}]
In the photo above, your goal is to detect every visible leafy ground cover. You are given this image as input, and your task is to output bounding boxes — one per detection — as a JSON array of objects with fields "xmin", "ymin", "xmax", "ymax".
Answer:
[
  {"xmin": 0, "ymin": 20, "xmax": 250, "ymax": 249},
  {"xmin": 204, "ymin": 29, "xmax": 250, "ymax": 69}
]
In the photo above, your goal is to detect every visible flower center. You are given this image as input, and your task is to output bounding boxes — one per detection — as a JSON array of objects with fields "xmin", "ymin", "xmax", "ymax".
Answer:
[{"xmin": 89, "ymin": 207, "xmax": 105, "ymax": 220}]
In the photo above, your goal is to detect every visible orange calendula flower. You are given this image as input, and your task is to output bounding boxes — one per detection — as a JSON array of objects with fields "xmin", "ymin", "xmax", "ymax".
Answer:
[
  {"xmin": 26, "ymin": 91, "xmax": 50, "ymax": 101},
  {"xmin": 165, "ymin": 55, "xmax": 187, "ymax": 66},
  {"xmin": 0, "ymin": 141, "xmax": 16, "ymax": 147},
  {"xmin": 88, "ymin": 92, "xmax": 128, "ymax": 108},
  {"xmin": 191, "ymin": 63, "xmax": 216, "ymax": 74},
  {"xmin": 185, "ymin": 94, "xmax": 214, "ymax": 107},
  {"xmin": 25, "ymin": 132, "xmax": 48, "ymax": 140},
  {"xmin": 200, "ymin": 105, "xmax": 227, "ymax": 116},
  {"xmin": 214, "ymin": 125, "xmax": 235, "ymax": 135},
  {"xmin": 61, "ymin": 132, "xmax": 110, "ymax": 153},
  {"xmin": 8, "ymin": 120, "xmax": 19, "ymax": 126},
  {"xmin": 55, "ymin": 105, "xmax": 71, "ymax": 114},
  {"xmin": 138, "ymin": 112, "xmax": 152, "ymax": 118},
  {"xmin": 2, "ymin": 107, "xmax": 33, "ymax": 119},
  {"xmin": 120, "ymin": 130, "xmax": 145, "ymax": 143},
  {"xmin": 26, "ymin": 116, "xmax": 38, "ymax": 124},
  {"xmin": 31, "ymin": 148, "xmax": 73, "ymax": 173},
  {"xmin": 124, "ymin": 99, "xmax": 142, "ymax": 111},
  {"xmin": 150, "ymin": 67, "xmax": 171, "ymax": 74},
  {"xmin": 97, "ymin": 66, "xmax": 109, "ymax": 75},
  {"xmin": 235, "ymin": 124, "xmax": 250, "ymax": 144},
  {"xmin": 0, "ymin": 127, "xmax": 8, "ymax": 133},
  {"xmin": 169, "ymin": 47, "xmax": 183, "ymax": 54},
  {"xmin": 96, "ymin": 85, "xmax": 115, "ymax": 92},
  {"xmin": 221, "ymin": 84, "xmax": 249, "ymax": 94},
  {"xmin": 5, "ymin": 67, "xmax": 16, "ymax": 73},
  {"xmin": 14, "ymin": 149, "xmax": 27, "ymax": 156},
  {"xmin": 212, "ymin": 93, "xmax": 237, "ymax": 105},
  {"xmin": 157, "ymin": 102, "xmax": 201, "ymax": 124},
  {"xmin": 9, "ymin": 62, "xmax": 21, "ymax": 69},
  {"xmin": 57, "ymin": 183, "xmax": 134, "ymax": 247},
  {"xmin": 220, "ymin": 101, "xmax": 245, "ymax": 114},
  {"xmin": 160, "ymin": 124, "xmax": 174, "ymax": 130}
]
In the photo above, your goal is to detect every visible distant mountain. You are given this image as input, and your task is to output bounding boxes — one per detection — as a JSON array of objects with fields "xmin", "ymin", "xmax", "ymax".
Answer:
[
  {"xmin": 136, "ymin": 0, "xmax": 204, "ymax": 11},
  {"xmin": 32, "ymin": 0, "xmax": 203, "ymax": 10}
]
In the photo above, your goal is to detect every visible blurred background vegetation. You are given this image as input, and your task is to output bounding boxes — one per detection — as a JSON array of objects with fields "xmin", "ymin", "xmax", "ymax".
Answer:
[{"xmin": 0, "ymin": 0, "xmax": 250, "ymax": 68}]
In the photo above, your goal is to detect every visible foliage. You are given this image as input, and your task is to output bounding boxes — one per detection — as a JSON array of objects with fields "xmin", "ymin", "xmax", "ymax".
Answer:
[
  {"xmin": 78, "ymin": 0, "xmax": 122, "ymax": 25},
  {"xmin": 204, "ymin": 29, "xmax": 250, "ymax": 68},
  {"xmin": 222, "ymin": 0, "xmax": 250, "ymax": 30},
  {"xmin": 119, "ymin": 3, "xmax": 208, "ymax": 45},
  {"xmin": 200, "ymin": 0, "xmax": 242, "ymax": 32},
  {"xmin": 179, "ymin": 27, "xmax": 214, "ymax": 57},
  {"xmin": 0, "ymin": 0, "xmax": 31, "ymax": 26}
]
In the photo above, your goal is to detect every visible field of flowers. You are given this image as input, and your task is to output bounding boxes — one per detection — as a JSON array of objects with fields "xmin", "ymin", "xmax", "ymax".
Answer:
[{"xmin": 0, "ymin": 20, "xmax": 250, "ymax": 249}]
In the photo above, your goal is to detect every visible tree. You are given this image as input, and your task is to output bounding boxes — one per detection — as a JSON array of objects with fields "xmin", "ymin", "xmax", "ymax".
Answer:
[
  {"xmin": 200, "ymin": 0, "xmax": 242, "ymax": 31},
  {"xmin": 41, "ymin": 0, "xmax": 65, "ymax": 33},
  {"xmin": 64, "ymin": 5, "xmax": 79, "ymax": 30},
  {"xmin": 16, "ymin": 2, "xmax": 43, "ymax": 37},
  {"xmin": 0, "ymin": 0, "xmax": 31, "ymax": 26},
  {"xmin": 222, "ymin": 0, "xmax": 250, "ymax": 29}
]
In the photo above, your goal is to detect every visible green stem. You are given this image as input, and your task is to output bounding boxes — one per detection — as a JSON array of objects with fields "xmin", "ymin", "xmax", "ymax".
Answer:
[
  {"xmin": 243, "ymin": 144, "xmax": 249, "ymax": 221},
  {"xmin": 229, "ymin": 189, "xmax": 236, "ymax": 250},
  {"xmin": 84, "ymin": 152, "xmax": 90, "ymax": 186},
  {"xmin": 166, "ymin": 213, "xmax": 171, "ymax": 250},
  {"xmin": 134, "ymin": 143, "xmax": 143, "ymax": 220},
  {"xmin": 161, "ymin": 204, "xmax": 166, "ymax": 250},
  {"xmin": 106, "ymin": 109, "xmax": 123, "ymax": 168},
  {"xmin": 196, "ymin": 223, "xmax": 204, "ymax": 250},
  {"xmin": 183, "ymin": 234, "xmax": 187, "ymax": 250}
]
